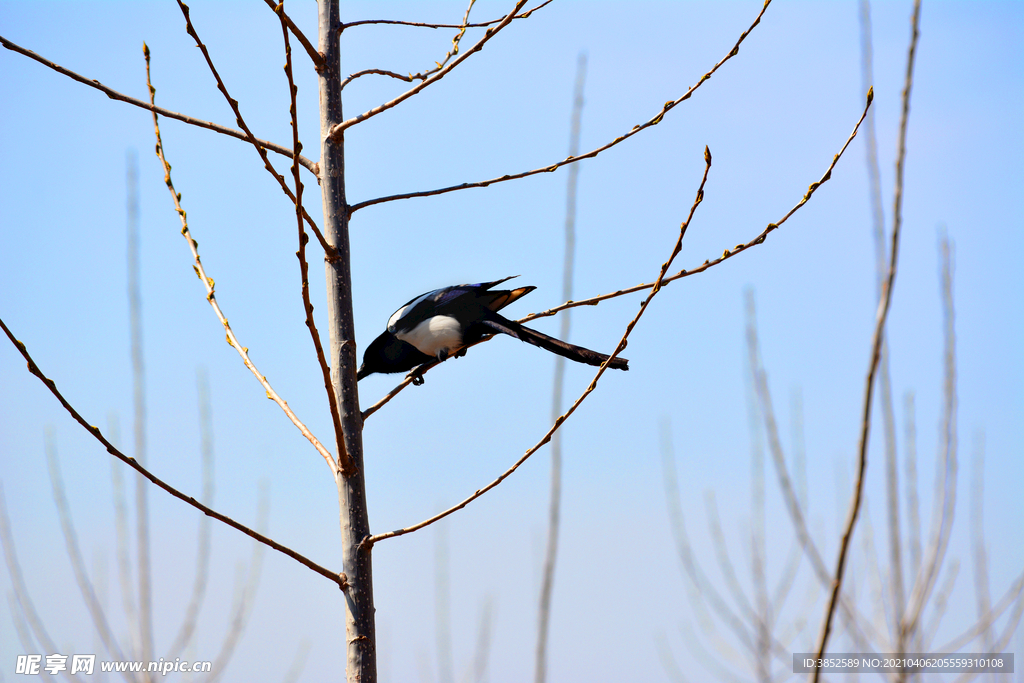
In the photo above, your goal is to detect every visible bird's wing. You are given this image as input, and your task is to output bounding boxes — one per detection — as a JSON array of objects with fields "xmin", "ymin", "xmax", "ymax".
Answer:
[
  {"xmin": 475, "ymin": 275, "xmax": 520, "ymax": 290},
  {"xmin": 388, "ymin": 278, "xmax": 524, "ymax": 333},
  {"xmin": 479, "ymin": 285, "xmax": 536, "ymax": 312}
]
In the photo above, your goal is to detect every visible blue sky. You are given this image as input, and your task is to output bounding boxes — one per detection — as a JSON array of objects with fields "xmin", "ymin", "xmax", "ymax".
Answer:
[{"xmin": 1, "ymin": 2, "xmax": 1022, "ymax": 681}]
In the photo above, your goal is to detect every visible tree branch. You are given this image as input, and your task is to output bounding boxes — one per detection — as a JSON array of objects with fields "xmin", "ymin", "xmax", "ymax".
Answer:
[
  {"xmin": 366, "ymin": 147, "xmax": 713, "ymax": 546},
  {"xmin": 859, "ymin": 0, "xmax": 904, "ymax": 649},
  {"xmin": 278, "ymin": 2, "xmax": 352, "ymax": 474},
  {"xmin": 0, "ymin": 35, "xmax": 319, "ymax": 176},
  {"xmin": 174, "ymin": 2, "xmax": 334, "ymax": 256},
  {"xmin": 360, "ymin": 91, "xmax": 873, "ymax": 420},
  {"xmin": 341, "ymin": 0, "xmax": 479, "ymax": 91},
  {"xmin": 328, "ymin": 0, "xmax": 529, "ymax": 140},
  {"xmin": 145, "ymin": 43, "xmax": 340, "ymax": 476},
  {"xmin": 811, "ymin": 1, "xmax": 920, "ymax": 672},
  {"xmin": 0, "ymin": 317, "xmax": 347, "ymax": 589},
  {"xmin": 339, "ymin": 1, "xmax": 551, "ymax": 32},
  {"xmin": 348, "ymin": 0, "xmax": 771, "ymax": 213},
  {"xmin": 263, "ymin": 0, "xmax": 323, "ymax": 70},
  {"xmin": 535, "ymin": 52, "xmax": 585, "ymax": 683}
]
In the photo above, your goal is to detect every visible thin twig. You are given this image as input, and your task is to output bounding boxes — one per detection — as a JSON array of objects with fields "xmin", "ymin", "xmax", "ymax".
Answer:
[
  {"xmin": 660, "ymin": 421, "xmax": 757, "ymax": 656},
  {"xmin": 747, "ymin": 291, "xmax": 878, "ymax": 654},
  {"xmin": 678, "ymin": 617, "xmax": 748, "ymax": 683},
  {"xmin": 164, "ymin": 369, "xmax": 215, "ymax": 660},
  {"xmin": 281, "ymin": 640, "xmax": 312, "ymax": 683},
  {"xmin": 203, "ymin": 487, "xmax": 267, "ymax": 683},
  {"xmin": 45, "ymin": 432, "xmax": 128, "ymax": 665},
  {"xmin": 361, "ymin": 92, "xmax": 875, "ymax": 420},
  {"xmin": 0, "ymin": 35, "xmax": 318, "ymax": 176},
  {"xmin": 108, "ymin": 416, "xmax": 140, "ymax": 662},
  {"xmin": 902, "ymin": 230, "xmax": 958, "ymax": 642},
  {"xmin": 365, "ymin": 148, "xmax": 713, "ymax": 546},
  {"xmin": 1, "ymin": 488, "xmax": 86, "ymax": 683},
  {"xmin": 144, "ymin": 43, "xmax": 339, "ymax": 475},
  {"xmin": 921, "ymin": 559, "xmax": 959, "ymax": 650},
  {"xmin": 0, "ymin": 317, "xmax": 345, "ymax": 589},
  {"xmin": 127, "ymin": 148, "xmax": 154, "ymax": 675},
  {"xmin": 521, "ymin": 98, "xmax": 874, "ymax": 325},
  {"xmin": 745, "ymin": 317, "xmax": 769, "ymax": 632},
  {"xmin": 329, "ymin": 0, "xmax": 529, "ymax": 139},
  {"xmin": 467, "ymin": 598, "xmax": 495, "ymax": 683},
  {"xmin": 6, "ymin": 592, "xmax": 61, "ymax": 683},
  {"xmin": 339, "ymin": 1, "xmax": 551, "ymax": 32},
  {"xmin": 860, "ymin": 0, "xmax": 904, "ymax": 648},
  {"xmin": 970, "ymin": 430, "xmax": 993, "ymax": 651},
  {"xmin": 949, "ymin": 589, "xmax": 1024, "ymax": 683},
  {"xmin": 903, "ymin": 391, "xmax": 922, "ymax": 594},
  {"xmin": 811, "ymin": 1, "xmax": 920, "ymax": 673},
  {"xmin": 173, "ymin": 2, "xmax": 334, "ymax": 256},
  {"xmin": 348, "ymin": 0, "xmax": 771, "ymax": 213},
  {"xmin": 769, "ymin": 390, "xmax": 805, "ymax": 616},
  {"xmin": 655, "ymin": 633, "xmax": 692, "ymax": 683},
  {"xmin": 705, "ymin": 491, "xmax": 757, "ymax": 625},
  {"xmin": 748, "ymin": 369, "xmax": 772, "ymax": 683},
  {"xmin": 435, "ymin": 520, "xmax": 454, "ymax": 683},
  {"xmin": 933, "ymin": 569, "xmax": 1024, "ymax": 653},
  {"xmin": 535, "ymin": 51, "xmax": 585, "ymax": 683},
  {"xmin": 262, "ymin": 0, "xmax": 323, "ymax": 69},
  {"xmin": 278, "ymin": 2, "xmax": 352, "ymax": 474},
  {"xmin": 341, "ymin": 0, "xmax": 479, "ymax": 90},
  {"xmin": 860, "ymin": 507, "xmax": 891, "ymax": 649}
]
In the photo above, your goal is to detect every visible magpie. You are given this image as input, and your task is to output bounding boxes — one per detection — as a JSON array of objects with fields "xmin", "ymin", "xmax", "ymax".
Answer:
[{"xmin": 357, "ymin": 276, "xmax": 629, "ymax": 381}]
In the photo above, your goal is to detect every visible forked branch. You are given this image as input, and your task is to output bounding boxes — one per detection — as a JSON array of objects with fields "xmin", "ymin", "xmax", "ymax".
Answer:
[
  {"xmin": 328, "ymin": 0, "xmax": 530, "ymax": 139},
  {"xmin": 341, "ymin": 0, "xmax": 480, "ymax": 90},
  {"xmin": 263, "ymin": 0, "xmax": 323, "ymax": 69}
]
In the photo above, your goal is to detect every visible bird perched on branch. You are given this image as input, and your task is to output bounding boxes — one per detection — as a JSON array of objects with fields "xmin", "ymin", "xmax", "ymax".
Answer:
[{"xmin": 357, "ymin": 276, "xmax": 628, "ymax": 382}]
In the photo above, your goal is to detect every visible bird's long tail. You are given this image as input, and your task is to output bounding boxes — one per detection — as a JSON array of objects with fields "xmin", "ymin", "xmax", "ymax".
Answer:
[{"xmin": 480, "ymin": 315, "xmax": 628, "ymax": 370}]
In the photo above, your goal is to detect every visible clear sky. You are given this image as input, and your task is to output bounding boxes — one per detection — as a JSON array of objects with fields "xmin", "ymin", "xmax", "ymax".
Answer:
[{"xmin": 1, "ymin": 1, "xmax": 1022, "ymax": 681}]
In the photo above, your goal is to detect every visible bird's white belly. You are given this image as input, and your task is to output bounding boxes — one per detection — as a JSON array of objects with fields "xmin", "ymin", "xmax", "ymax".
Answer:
[{"xmin": 396, "ymin": 315, "xmax": 463, "ymax": 357}]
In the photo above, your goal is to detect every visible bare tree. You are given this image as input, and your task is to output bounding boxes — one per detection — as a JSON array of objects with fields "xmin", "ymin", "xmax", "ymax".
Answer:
[
  {"xmin": 1, "ymin": 2, "xmax": 888, "ymax": 680},
  {"xmin": 656, "ymin": 2, "xmax": 1022, "ymax": 681}
]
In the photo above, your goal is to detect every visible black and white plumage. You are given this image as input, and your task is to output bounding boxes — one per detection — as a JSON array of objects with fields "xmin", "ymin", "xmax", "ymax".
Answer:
[{"xmin": 357, "ymin": 277, "xmax": 629, "ymax": 381}]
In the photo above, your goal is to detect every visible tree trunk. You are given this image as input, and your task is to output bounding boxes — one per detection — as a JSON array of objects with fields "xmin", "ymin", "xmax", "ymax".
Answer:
[{"xmin": 317, "ymin": 1, "xmax": 376, "ymax": 680}]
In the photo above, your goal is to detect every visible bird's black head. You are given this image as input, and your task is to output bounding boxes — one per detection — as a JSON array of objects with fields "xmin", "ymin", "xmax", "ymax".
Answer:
[{"xmin": 357, "ymin": 331, "xmax": 432, "ymax": 380}]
